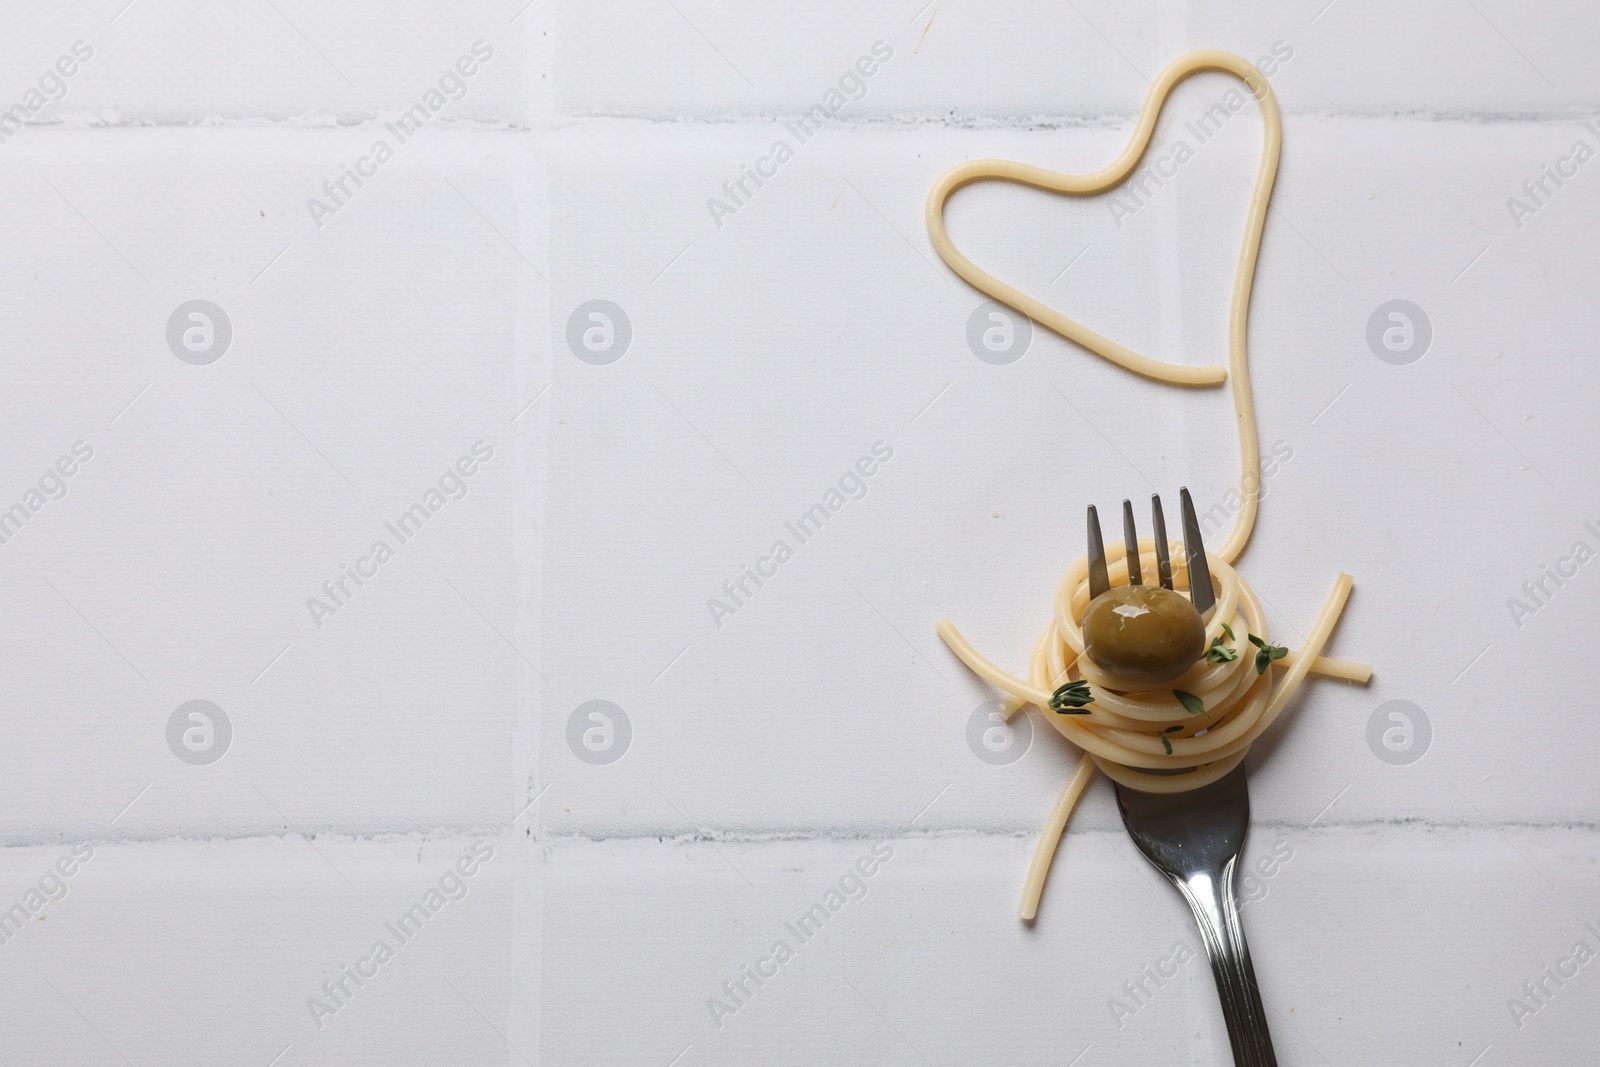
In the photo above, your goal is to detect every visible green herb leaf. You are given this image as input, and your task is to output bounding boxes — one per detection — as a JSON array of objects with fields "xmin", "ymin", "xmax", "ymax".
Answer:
[
  {"xmin": 1173, "ymin": 690, "xmax": 1208, "ymax": 717},
  {"xmin": 1221, "ymin": 621, "xmax": 1235, "ymax": 641},
  {"xmin": 1160, "ymin": 735, "xmax": 1173, "ymax": 755},
  {"xmin": 1207, "ymin": 640, "xmax": 1239, "ymax": 664},
  {"xmin": 1163, "ymin": 726, "xmax": 1183, "ymax": 734},
  {"xmin": 1247, "ymin": 633, "xmax": 1267, "ymax": 649},
  {"xmin": 1050, "ymin": 680, "xmax": 1094, "ymax": 713},
  {"xmin": 1253, "ymin": 639, "xmax": 1290, "ymax": 674}
]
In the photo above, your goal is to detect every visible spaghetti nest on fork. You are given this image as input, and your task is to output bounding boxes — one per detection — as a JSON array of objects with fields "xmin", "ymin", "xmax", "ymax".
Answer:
[{"xmin": 923, "ymin": 49, "xmax": 1372, "ymax": 919}]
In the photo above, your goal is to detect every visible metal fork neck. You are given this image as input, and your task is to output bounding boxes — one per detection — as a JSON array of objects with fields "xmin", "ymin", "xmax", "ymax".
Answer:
[{"xmin": 1166, "ymin": 858, "xmax": 1278, "ymax": 1067}]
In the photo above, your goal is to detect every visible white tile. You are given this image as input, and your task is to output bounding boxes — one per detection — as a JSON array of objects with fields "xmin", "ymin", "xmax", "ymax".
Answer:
[
  {"xmin": 1194, "ymin": 0, "xmax": 1600, "ymax": 115},
  {"xmin": 0, "ymin": 834, "xmax": 518, "ymax": 1066},
  {"xmin": 0, "ymin": 128, "xmax": 539, "ymax": 838}
]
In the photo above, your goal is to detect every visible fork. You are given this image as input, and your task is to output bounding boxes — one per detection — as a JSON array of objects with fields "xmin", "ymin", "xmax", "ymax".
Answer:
[{"xmin": 1090, "ymin": 489, "xmax": 1278, "ymax": 1066}]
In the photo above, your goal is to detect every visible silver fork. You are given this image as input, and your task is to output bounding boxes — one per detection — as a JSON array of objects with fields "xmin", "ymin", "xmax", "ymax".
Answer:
[{"xmin": 1089, "ymin": 489, "xmax": 1278, "ymax": 1067}]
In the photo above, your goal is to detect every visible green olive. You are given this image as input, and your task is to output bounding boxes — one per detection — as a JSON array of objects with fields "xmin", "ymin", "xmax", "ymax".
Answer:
[{"xmin": 1082, "ymin": 585, "xmax": 1206, "ymax": 685}]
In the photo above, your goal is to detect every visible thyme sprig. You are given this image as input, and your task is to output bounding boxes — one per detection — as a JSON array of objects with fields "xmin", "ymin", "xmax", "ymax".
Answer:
[{"xmin": 1050, "ymin": 680, "xmax": 1094, "ymax": 714}]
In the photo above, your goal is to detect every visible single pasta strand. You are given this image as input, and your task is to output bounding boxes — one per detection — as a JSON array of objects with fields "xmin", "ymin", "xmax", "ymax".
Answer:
[
  {"xmin": 1289, "ymin": 651, "xmax": 1370, "ymax": 684},
  {"xmin": 1019, "ymin": 752, "xmax": 1095, "ymax": 921},
  {"xmin": 936, "ymin": 619, "xmax": 1053, "ymax": 709},
  {"xmin": 1258, "ymin": 575, "xmax": 1355, "ymax": 728}
]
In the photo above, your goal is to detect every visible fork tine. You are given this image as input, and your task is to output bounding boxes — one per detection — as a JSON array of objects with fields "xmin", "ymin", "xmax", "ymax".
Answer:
[
  {"xmin": 1151, "ymin": 494, "xmax": 1174, "ymax": 590},
  {"xmin": 1087, "ymin": 505, "xmax": 1110, "ymax": 599},
  {"xmin": 1179, "ymin": 487, "xmax": 1216, "ymax": 615},
  {"xmin": 1122, "ymin": 499, "xmax": 1142, "ymax": 585}
]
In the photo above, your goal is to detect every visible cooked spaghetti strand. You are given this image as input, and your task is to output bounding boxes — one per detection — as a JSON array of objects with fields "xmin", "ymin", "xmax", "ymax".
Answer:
[{"xmin": 1020, "ymin": 753, "xmax": 1095, "ymax": 921}]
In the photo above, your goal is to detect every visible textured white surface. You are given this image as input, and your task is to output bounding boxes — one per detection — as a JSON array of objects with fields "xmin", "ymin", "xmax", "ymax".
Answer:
[{"xmin": 3, "ymin": 1, "xmax": 1598, "ymax": 1065}]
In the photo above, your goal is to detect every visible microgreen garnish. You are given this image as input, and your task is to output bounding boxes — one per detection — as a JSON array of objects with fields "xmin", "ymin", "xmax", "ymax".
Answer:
[
  {"xmin": 1050, "ymin": 680, "xmax": 1094, "ymax": 714},
  {"xmin": 1160, "ymin": 735, "xmax": 1173, "ymax": 754},
  {"xmin": 1173, "ymin": 690, "xmax": 1208, "ymax": 717},
  {"xmin": 1207, "ymin": 636, "xmax": 1238, "ymax": 664},
  {"xmin": 1163, "ymin": 725, "xmax": 1183, "ymax": 733},
  {"xmin": 1247, "ymin": 634, "xmax": 1289, "ymax": 675},
  {"xmin": 1221, "ymin": 621, "xmax": 1235, "ymax": 641}
]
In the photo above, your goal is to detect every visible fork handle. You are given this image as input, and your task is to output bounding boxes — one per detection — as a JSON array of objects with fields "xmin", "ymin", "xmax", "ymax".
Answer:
[{"xmin": 1170, "ymin": 859, "xmax": 1278, "ymax": 1067}]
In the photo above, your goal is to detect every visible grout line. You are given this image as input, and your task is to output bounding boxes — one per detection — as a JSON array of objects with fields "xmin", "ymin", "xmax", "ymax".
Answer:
[
  {"xmin": 13, "ymin": 110, "xmax": 1600, "ymax": 143},
  {"xmin": 8, "ymin": 819, "xmax": 1600, "ymax": 852}
]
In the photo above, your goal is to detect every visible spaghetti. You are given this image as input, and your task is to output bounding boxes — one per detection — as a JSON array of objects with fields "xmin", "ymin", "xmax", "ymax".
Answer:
[{"xmin": 924, "ymin": 50, "xmax": 1371, "ymax": 920}]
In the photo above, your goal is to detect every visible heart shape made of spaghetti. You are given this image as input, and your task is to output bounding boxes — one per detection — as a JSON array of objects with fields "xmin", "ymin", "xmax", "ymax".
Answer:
[{"xmin": 924, "ymin": 49, "xmax": 1281, "ymax": 389}]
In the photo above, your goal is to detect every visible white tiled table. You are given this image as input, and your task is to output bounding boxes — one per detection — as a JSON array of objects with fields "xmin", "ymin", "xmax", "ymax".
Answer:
[{"xmin": 2, "ymin": 2, "xmax": 1596, "ymax": 1064}]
